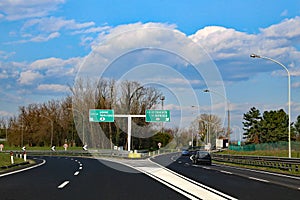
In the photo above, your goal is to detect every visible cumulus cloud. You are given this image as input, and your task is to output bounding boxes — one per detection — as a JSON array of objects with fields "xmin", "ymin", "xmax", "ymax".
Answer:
[
  {"xmin": 18, "ymin": 70, "xmax": 43, "ymax": 85},
  {"xmin": 37, "ymin": 84, "xmax": 69, "ymax": 92},
  {"xmin": 30, "ymin": 57, "xmax": 81, "ymax": 77},
  {"xmin": 0, "ymin": 0, "xmax": 65, "ymax": 21},
  {"xmin": 260, "ymin": 16, "xmax": 300, "ymax": 39}
]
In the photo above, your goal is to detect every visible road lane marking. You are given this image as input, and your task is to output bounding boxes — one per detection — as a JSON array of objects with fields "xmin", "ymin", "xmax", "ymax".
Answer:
[
  {"xmin": 58, "ymin": 181, "xmax": 70, "ymax": 189},
  {"xmin": 79, "ymin": 166, "xmax": 83, "ymax": 170},
  {"xmin": 171, "ymin": 155, "xmax": 178, "ymax": 161},
  {"xmin": 214, "ymin": 164, "xmax": 300, "ymax": 180},
  {"xmin": 0, "ymin": 159, "xmax": 46, "ymax": 178},
  {"xmin": 102, "ymin": 158, "xmax": 238, "ymax": 200},
  {"xmin": 202, "ymin": 166, "xmax": 211, "ymax": 170},
  {"xmin": 248, "ymin": 177, "xmax": 269, "ymax": 183},
  {"xmin": 74, "ymin": 171, "xmax": 80, "ymax": 176},
  {"xmin": 220, "ymin": 170, "xmax": 233, "ymax": 175}
]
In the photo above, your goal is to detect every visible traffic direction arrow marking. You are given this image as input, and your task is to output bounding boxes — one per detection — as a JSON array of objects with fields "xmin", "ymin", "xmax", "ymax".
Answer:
[
  {"xmin": 83, "ymin": 144, "xmax": 88, "ymax": 151},
  {"xmin": 51, "ymin": 146, "xmax": 56, "ymax": 151}
]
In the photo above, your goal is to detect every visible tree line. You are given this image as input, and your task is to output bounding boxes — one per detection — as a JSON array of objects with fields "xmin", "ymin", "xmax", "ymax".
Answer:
[
  {"xmin": 243, "ymin": 107, "xmax": 300, "ymax": 144},
  {"xmin": 0, "ymin": 78, "xmax": 175, "ymax": 150}
]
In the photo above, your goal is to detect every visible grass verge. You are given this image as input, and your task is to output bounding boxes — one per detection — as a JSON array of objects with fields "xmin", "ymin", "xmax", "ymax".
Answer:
[{"xmin": 0, "ymin": 152, "xmax": 34, "ymax": 174}]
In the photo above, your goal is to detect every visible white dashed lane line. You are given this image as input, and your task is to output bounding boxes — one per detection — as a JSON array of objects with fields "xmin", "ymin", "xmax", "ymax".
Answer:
[
  {"xmin": 57, "ymin": 158, "xmax": 83, "ymax": 189},
  {"xmin": 248, "ymin": 176, "xmax": 270, "ymax": 183},
  {"xmin": 220, "ymin": 170, "xmax": 233, "ymax": 175},
  {"xmin": 58, "ymin": 181, "xmax": 70, "ymax": 189}
]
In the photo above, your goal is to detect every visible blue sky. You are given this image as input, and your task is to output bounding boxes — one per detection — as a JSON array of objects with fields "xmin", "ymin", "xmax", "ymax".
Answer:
[{"xmin": 1, "ymin": 0, "xmax": 300, "ymax": 140}]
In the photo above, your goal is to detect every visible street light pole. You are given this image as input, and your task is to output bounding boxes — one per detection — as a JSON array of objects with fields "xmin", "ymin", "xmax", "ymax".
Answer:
[
  {"xmin": 204, "ymin": 89, "xmax": 231, "ymax": 147},
  {"xmin": 40, "ymin": 115, "xmax": 54, "ymax": 147},
  {"xmin": 160, "ymin": 95, "xmax": 165, "ymax": 133},
  {"xmin": 250, "ymin": 54, "xmax": 291, "ymax": 158}
]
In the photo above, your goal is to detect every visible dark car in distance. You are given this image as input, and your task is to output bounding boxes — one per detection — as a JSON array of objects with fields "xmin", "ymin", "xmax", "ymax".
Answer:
[
  {"xmin": 191, "ymin": 150, "xmax": 212, "ymax": 165},
  {"xmin": 181, "ymin": 149, "xmax": 190, "ymax": 156}
]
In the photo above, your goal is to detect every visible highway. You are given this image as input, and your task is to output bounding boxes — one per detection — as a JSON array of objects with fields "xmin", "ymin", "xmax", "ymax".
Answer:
[
  {"xmin": 152, "ymin": 152, "xmax": 300, "ymax": 200},
  {"xmin": 0, "ymin": 153, "xmax": 299, "ymax": 200},
  {"xmin": 0, "ymin": 156, "xmax": 187, "ymax": 200}
]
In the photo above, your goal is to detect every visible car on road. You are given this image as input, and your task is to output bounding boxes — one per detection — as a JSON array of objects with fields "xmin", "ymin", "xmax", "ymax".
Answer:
[
  {"xmin": 181, "ymin": 149, "xmax": 190, "ymax": 156},
  {"xmin": 191, "ymin": 150, "xmax": 212, "ymax": 165}
]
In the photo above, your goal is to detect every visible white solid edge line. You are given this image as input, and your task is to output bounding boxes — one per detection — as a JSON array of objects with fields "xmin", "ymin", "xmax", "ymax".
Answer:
[
  {"xmin": 147, "ymin": 158, "xmax": 238, "ymax": 200},
  {"xmin": 214, "ymin": 163, "xmax": 300, "ymax": 180},
  {"xmin": 0, "ymin": 159, "xmax": 46, "ymax": 178},
  {"xmin": 58, "ymin": 181, "xmax": 70, "ymax": 189},
  {"xmin": 220, "ymin": 170, "xmax": 233, "ymax": 175},
  {"xmin": 98, "ymin": 158, "xmax": 199, "ymax": 200}
]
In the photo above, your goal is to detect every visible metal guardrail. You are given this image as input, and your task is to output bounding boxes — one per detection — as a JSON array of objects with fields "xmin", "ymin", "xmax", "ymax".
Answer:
[
  {"xmin": 212, "ymin": 154, "xmax": 300, "ymax": 173},
  {"xmin": 1, "ymin": 148, "xmax": 180, "ymax": 159}
]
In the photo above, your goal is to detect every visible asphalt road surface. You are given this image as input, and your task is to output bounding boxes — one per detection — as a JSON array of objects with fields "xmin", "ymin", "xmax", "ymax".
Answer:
[
  {"xmin": 1, "ymin": 154, "xmax": 300, "ymax": 200},
  {"xmin": 152, "ymin": 152, "xmax": 300, "ymax": 200},
  {"xmin": 0, "ymin": 156, "xmax": 188, "ymax": 200}
]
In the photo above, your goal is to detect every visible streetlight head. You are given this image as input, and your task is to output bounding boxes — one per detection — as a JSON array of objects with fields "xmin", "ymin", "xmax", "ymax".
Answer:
[
  {"xmin": 203, "ymin": 89, "xmax": 210, "ymax": 93},
  {"xmin": 250, "ymin": 54, "xmax": 260, "ymax": 58}
]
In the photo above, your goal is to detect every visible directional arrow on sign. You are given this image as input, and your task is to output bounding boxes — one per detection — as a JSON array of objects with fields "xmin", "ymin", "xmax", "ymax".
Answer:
[
  {"xmin": 22, "ymin": 146, "xmax": 26, "ymax": 151},
  {"xmin": 51, "ymin": 146, "xmax": 56, "ymax": 151},
  {"xmin": 83, "ymin": 144, "xmax": 88, "ymax": 151}
]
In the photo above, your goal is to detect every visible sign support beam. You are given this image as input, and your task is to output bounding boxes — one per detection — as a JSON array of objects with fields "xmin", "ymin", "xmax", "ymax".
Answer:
[{"xmin": 115, "ymin": 115, "xmax": 145, "ymax": 152}]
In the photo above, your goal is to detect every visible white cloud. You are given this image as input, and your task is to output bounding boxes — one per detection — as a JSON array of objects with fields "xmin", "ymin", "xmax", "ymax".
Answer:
[
  {"xmin": 37, "ymin": 84, "xmax": 68, "ymax": 92},
  {"xmin": 280, "ymin": 9, "xmax": 289, "ymax": 17},
  {"xmin": 30, "ymin": 57, "xmax": 81, "ymax": 76},
  {"xmin": 260, "ymin": 16, "xmax": 300, "ymax": 39},
  {"xmin": 292, "ymin": 82, "xmax": 300, "ymax": 88},
  {"xmin": 22, "ymin": 17, "xmax": 95, "ymax": 33},
  {"xmin": 72, "ymin": 26, "xmax": 111, "ymax": 35},
  {"xmin": 30, "ymin": 32, "xmax": 60, "ymax": 42},
  {"xmin": 18, "ymin": 70, "xmax": 43, "ymax": 85},
  {"xmin": 14, "ymin": 16, "xmax": 96, "ymax": 43},
  {"xmin": 189, "ymin": 26, "xmax": 256, "ymax": 59},
  {"xmin": 31, "ymin": 57, "xmax": 71, "ymax": 69},
  {"xmin": 0, "ymin": 50, "xmax": 15, "ymax": 60},
  {"xmin": 0, "ymin": 0, "xmax": 65, "ymax": 20}
]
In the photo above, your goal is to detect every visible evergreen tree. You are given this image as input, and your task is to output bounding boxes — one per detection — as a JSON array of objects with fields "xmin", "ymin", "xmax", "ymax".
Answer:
[
  {"xmin": 260, "ymin": 109, "xmax": 288, "ymax": 143},
  {"xmin": 294, "ymin": 115, "xmax": 300, "ymax": 141},
  {"xmin": 242, "ymin": 107, "xmax": 262, "ymax": 144}
]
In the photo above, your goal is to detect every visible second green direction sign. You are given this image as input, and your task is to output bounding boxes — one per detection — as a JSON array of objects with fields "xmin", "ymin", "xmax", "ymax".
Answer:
[
  {"xmin": 89, "ymin": 109, "xmax": 114, "ymax": 122},
  {"xmin": 146, "ymin": 110, "xmax": 170, "ymax": 122}
]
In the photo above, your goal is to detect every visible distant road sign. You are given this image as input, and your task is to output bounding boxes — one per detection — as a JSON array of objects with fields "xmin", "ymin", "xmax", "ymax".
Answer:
[
  {"xmin": 89, "ymin": 109, "xmax": 114, "ymax": 122},
  {"xmin": 146, "ymin": 110, "xmax": 170, "ymax": 122}
]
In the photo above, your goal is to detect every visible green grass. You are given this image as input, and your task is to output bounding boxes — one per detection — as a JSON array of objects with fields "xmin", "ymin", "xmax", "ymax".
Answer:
[
  {"xmin": 218, "ymin": 149, "xmax": 300, "ymax": 158},
  {"xmin": 0, "ymin": 152, "xmax": 25, "ymax": 168},
  {"xmin": 214, "ymin": 149, "xmax": 300, "ymax": 176}
]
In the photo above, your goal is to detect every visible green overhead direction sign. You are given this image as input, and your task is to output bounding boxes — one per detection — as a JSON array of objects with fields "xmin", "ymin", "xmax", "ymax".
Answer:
[
  {"xmin": 89, "ymin": 109, "xmax": 114, "ymax": 122},
  {"xmin": 146, "ymin": 110, "xmax": 170, "ymax": 122}
]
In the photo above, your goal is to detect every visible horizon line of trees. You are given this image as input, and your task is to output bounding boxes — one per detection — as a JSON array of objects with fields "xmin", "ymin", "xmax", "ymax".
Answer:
[
  {"xmin": 242, "ymin": 107, "xmax": 300, "ymax": 144},
  {"xmin": 0, "ymin": 78, "xmax": 174, "ymax": 150}
]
